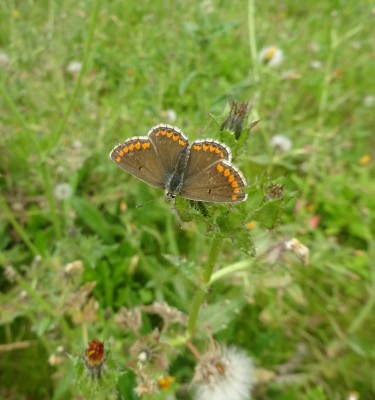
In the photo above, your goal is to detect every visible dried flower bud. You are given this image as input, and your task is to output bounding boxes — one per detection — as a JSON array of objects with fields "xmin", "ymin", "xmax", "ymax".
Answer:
[
  {"xmin": 64, "ymin": 260, "xmax": 84, "ymax": 278},
  {"xmin": 265, "ymin": 183, "xmax": 284, "ymax": 200},
  {"xmin": 285, "ymin": 238, "xmax": 310, "ymax": 266},
  {"xmin": 115, "ymin": 306, "xmax": 142, "ymax": 332},
  {"xmin": 4, "ymin": 265, "xmax": 16, "ymax": 283},
  {"xmin": 142, "ymin": 301, "xmax": 187, "ymax": 329},
  {"xmin": 221, "ymin": 101, "xmax": 257, "ymax": 140}
]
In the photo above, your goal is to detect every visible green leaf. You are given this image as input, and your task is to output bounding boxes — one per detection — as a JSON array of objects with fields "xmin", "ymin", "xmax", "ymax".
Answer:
[{"xmin": 72, "ymin": 197, "xmax": 114, "ymax": 243}]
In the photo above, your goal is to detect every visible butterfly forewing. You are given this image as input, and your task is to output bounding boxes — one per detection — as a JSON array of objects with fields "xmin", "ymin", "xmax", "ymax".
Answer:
[
  {"xmin": 148, "ymin": 124, "xmax": 189, "ymax": 175},
  {"xmin": 111, "ymin": 137, "xmax": 165, "ymax": 188},
  {"xmin": 181, "ymin": 159, "xmax": 247, "ymax": 203}
]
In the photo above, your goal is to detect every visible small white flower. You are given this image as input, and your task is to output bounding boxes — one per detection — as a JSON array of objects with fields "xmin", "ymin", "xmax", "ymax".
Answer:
[
  {"xmin": 309, "ymin": 42, "xmax": 320, "ymax": 53},
  {"xmin": 4, "ymin": 265, "xmax": 16, "ymax": 282},
  {"xmin": 259, "ymin": 46, "xmax": 283, "ymax": 67},
  {"xmin": 66, "ymin": 60, "xmax": 82, "ymax": 75},
  {"xmin": 347, "ymin": 392, "xmax": 359, "ymax": 400},
  {"xmin": 0, "ymin": 52, "xmax": 10, "ymax": 66},
  {"xmin": 201, "ymin": 0, "xmax": 214, "ymax": 13},
  {"xmin": 72, "ymin": 139, "xmax": 82, "ymax": 149},
  {"xmin": 193, "ymin": 344, "xmax": 254, "ymax": 400},
  {"xmin": 160, "ymin": 109, "xmax": 177, "ymax": 123},
  {"xmin": 351, "ymin": 41, "xmax": 361, "ymax": 50},
  {"xmin": 54, "ymin": 183, "xmax": 72, "ymax": 200},
  {"xmin": 270, "ymin": 134, "xmax": 292, "ymax": 153},
  {"xmin": 310, "ymin": 60, "xmax": 322, "ymax": 69},
  {"xmin": 363, "ymin": 95, "xmax": 375, "ymax": 108}
]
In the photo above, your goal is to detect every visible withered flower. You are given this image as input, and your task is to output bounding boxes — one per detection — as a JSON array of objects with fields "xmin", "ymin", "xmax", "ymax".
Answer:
[{"xmin": 221, "ymin": 101, "xmax": 257, "ymax": 140}]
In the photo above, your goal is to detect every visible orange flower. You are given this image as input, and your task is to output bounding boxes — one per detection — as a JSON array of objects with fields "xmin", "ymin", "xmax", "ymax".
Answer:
[{"xmin": 85, "ymin": 339, "xmax": 106, "ymax": 378}]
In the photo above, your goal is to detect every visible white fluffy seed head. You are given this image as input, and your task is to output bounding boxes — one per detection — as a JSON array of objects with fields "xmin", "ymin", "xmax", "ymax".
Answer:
[{"xmin": 192, "ymin": 345, "xmax": 255, "ymax": 400}]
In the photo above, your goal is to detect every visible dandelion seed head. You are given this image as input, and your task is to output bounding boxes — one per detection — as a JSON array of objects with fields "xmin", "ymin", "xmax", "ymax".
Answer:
[
  {"xmin": 54, "ymin": 183, "xmax": 72, "ymax": 200},
  {"xmin": 363, "ymin": 95, "xmax": 375, "ymax": 108},
  {"xmin": 160, "ymin": 109, "xmax": 177, "ymax": 123},
  {"xmin": 66, "ymin": 60, "xmax": 82, "ymax": 75},
  {"xmin": 193, "ymin": 345, "xmax": 254, "ymax": 400},
  {"xmin": 270, "ymin": 135, "xmax": 292, "ymax": 152},
  {"xmin": 310, "ymin": 60, "xmax": 322, "ymax": 69}
]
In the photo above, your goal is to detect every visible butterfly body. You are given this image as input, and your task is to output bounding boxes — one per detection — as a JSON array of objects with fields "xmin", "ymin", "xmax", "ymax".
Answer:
[{"xmin": 110, "ymin": 124, "xmax": 247, "ymax": 203}]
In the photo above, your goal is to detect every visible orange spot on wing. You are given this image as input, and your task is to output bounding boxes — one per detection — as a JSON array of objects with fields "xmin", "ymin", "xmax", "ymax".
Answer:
[
  {"xmin": 220, "ymin": 152, "xmax": 224, "ymax": 158},
  {"xmin": 118, "ymin": 150, "xmax": 124, "ymax": 156},
  {"xmin": 167, "ymin": 131, "xmax": 173, "ymax": 138},
  {"xmin": 224, "ymin": 169, "xmax": 230, "ymax": 177},
  {"xmin": 209, "ymin": 145, "xmax": 216, "ymax": 152},
  {"xmin": 142, "ymin": 142, "xmax": 150, "ymax": 149},
  {"xmin": 234, "ymin": 188, "xmax": 240, "ymax": 193},
  {"xmin": 135, "ymin": 142, "xmax": 141, "ymax": 150},
  {"xmin": 228, "ymin": 175, "xmax": 235, "ymax": 182},
  {"xmin": 215, "ymin": 148, "xmax": 221, "ymax": 154},
  {"xmin": 173, "ymin": 134, "xmax": 179, "ymax": 141},
  {"xmin": 203, "ymin": 144, "xmax": 209, "ymax": 151},
  {"xmin": 129, "ymin": 144, "xmax": 135, "ymax": 151},
  {"xmin": 124, "ymin": 147, "xmax": 129, "ymax": 153},
  {"xmin": 115, "ymin": 156, "xmax": 121, "ymax": 162},
  {"xmin": 231, "ymin": 181, "xmax": 239, "ymax": 188},
  {"xmin": 231, "ymin": 195, "xmax": 238, "ymax": 201},
  {"xmin": 193, "ymin": 145, "xmax": 202, "ymax": 151},
  {"xmin": 217, "ymin": 164, "xmax": 224, "ymax": 173},
  {"xmin": 179, "ymin": 140, "xmax": 186, "ymax": 146}
]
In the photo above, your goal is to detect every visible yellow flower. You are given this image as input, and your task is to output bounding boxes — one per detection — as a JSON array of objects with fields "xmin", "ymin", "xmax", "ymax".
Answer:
[
  {"xmin": 259, "ymin": 46, "xmax": 283, "ymax": 67},
  {"xmin": 158, "ymin": 376, "xmax": 175, "ymax": 391},
  {"xmin": 246, "ymin": 221, "xmax": 257, "ymax": 230},
  {"xmin": 359, "ymin": 154, "xmax": 371, "ymax": 166}
]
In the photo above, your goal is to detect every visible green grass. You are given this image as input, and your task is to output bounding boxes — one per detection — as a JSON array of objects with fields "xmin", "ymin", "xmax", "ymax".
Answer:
[{"xmin": 1, "ymin": 0, "xmax": 374, "ymax": 399}]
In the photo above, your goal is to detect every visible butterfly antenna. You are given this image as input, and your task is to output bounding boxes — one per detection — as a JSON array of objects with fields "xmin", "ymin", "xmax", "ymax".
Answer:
[{"xmin": 136, "ymin": 195, "xmax": 163, "ymax": 209}]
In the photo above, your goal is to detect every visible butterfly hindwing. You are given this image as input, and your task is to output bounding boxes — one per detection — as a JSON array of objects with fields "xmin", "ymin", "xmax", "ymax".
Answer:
[{"xmin": 181, "ymin": 159, "xmax": 247, "ymax": 203}]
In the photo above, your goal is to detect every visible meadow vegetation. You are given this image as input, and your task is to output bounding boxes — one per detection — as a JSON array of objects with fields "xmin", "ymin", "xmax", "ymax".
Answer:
[{"xmin": 0, "ymin": 0, "xmax": 374, "ymax": 399}]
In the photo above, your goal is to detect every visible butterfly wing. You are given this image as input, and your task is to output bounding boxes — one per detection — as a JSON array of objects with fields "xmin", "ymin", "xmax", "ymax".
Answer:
[
  {"xmin": 180, "ymin": 140, "xmax": 247, "ymax": 202},
  {"xmin": 148, "ymin": 124, "xmax": 189, "ymax": 175},
  {"xmin": 110, "ymin": 124, "xmax": 190, "ymax": 189},
  {"xmin": 110, "ymin": 136, "xmax": 166, "ymax": 188}
]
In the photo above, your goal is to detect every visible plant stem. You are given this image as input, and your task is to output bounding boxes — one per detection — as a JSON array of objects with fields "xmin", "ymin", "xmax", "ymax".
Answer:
[
  {"xmin": 187, "ymin": 236, "xmax": 223, "ymax": 337},
  {"xmin": 248, "ymin": 0, "xmax": 259, "ymax": 82},
  {"xmin": 0, "ymin": 196, "xmax": 40, "ymax": 256},
  {"xmin": 48, "ymin": 0, "xmax": 100, "ymax": 151}
]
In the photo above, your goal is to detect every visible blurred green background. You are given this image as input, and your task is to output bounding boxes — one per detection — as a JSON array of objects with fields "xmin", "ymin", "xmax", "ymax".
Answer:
[{"xmin": 1, "ymin": 0, "xmax": 374, "ymax": 399}]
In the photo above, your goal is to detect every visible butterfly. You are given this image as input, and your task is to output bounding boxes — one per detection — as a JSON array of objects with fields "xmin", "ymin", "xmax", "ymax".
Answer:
[{"xmin": 110, "ymin": 124, "xmax": 247, "ymax": 203}]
